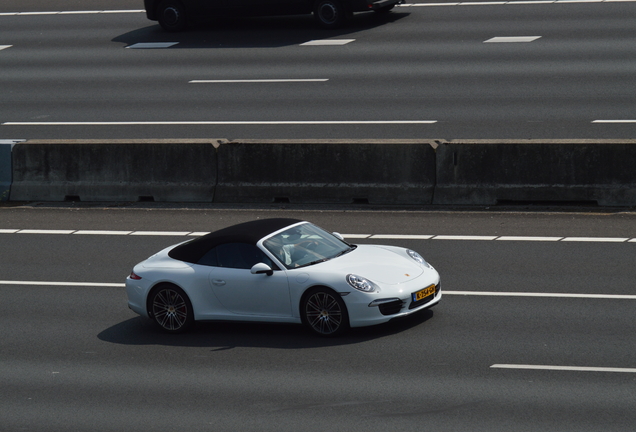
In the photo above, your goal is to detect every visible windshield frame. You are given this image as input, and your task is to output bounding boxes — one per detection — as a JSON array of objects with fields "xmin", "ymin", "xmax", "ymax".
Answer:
[{"xmin": 259, "ymin": 222, "xmax": 354, "ymax": 270}]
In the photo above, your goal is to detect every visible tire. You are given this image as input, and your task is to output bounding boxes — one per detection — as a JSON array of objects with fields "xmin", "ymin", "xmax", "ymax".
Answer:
[
  {"xmin": 157, "ymin": 0, "xmax": 187, "ymax": 32},
  {"xmin": 149, "ymin": 284, "xmax": 194, "ymax": 333},
  {"xmin": 313, "ymin": 0, "xmax": 347, "ymax": 29},
  {"xmin": 301, "ymin": 287, "xmax": 350, "ymax": 336}
]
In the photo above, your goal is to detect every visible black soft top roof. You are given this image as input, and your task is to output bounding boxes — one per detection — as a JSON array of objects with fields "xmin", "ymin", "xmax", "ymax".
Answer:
[{"xmin": 168, "ymin": 218, "xmax": 303, "ymax": 263}]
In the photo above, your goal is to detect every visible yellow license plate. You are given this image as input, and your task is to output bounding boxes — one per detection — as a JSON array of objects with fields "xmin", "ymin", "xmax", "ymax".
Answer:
[{"xmin": 412, "ymin": 285, "xmax": 436, "ymax": 302}]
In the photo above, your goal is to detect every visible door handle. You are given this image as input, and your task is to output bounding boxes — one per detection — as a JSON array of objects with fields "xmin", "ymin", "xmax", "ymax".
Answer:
[{"xmin": 212, "ymin": 279, "xmax": 226, "ymax": 286}]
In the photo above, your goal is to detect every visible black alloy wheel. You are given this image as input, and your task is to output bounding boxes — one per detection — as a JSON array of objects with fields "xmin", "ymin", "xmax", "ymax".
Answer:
[
  {"xmin": 150, "ymin": 284, "xmax": 194, "ymax": 333},
  {"xmin": 302, "ymin": 288, "xmax": 350, "ymax": 336},
  {"xmin": 313, "ymin": 0, "xmax": 347, "ymax": 28},
  {"xmin": 157, "ymin": 0, "xmax": 187, "ymax": 32}
]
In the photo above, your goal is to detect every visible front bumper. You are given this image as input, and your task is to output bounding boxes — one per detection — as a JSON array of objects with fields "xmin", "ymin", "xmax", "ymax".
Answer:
[{"xmin": 346, "ymin": 282, "xmax": 442, "ymax": 328}]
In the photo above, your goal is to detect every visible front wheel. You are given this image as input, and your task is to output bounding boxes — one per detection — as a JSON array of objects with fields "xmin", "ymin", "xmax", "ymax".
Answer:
[
  {"xmin": 157, "ymin": 0, "xmax": 187, "ymax": 32},
  {"xmin": 149, "ymin": 284, "xmax": 194, "ymax": 333},
  {"xmin": 301, "ymin": 288, "xmax": 349, "ymax": 336},
  {"xmin": 313, "ymin": 0, "xmax": 347, "ymax": 29}
]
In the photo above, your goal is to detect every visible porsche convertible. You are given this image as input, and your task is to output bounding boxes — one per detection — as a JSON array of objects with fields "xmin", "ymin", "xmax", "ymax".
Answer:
[{"xmin": 125, "ymin": 218, "xmax": 441, "ymax": 336}]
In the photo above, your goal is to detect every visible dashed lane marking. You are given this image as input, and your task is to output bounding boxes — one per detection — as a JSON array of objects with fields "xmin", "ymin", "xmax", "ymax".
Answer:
[
  {"xmin": 445, "ymin": 291, "xmax": 636, "ymax": 299},
  {"xmin": 300, "ymin": 40, "xmax": 355, "ymax": 46},
  {"xmin": 189, "ymin": 79, "xmax": 329, "ymax": 83},
  {"xmin": 126, "ymin": 42, "xmax": 179, "ymax": 49},
  {"xmin": 0, "ymin": 45, "xmax": 12, "ymax": 51},
  {"xmin": 1, "ymin": 120, "xmax": 438, "ymax": 126},
  {"xmin": 0, "ymin": 280, "xmax": 125, "ymax": 287},
  {"xmin": 0, "ymin": 10, "xmax": 144, "ymax": 16},
  {"xmin": 484, "ymin": 36, "xmax": 542, "ymax": 43},
  {"xmin": 491, "ymin": 364, "xmax": 636, "ymax": 373},
  {"xmin": 1, "ymin": 230, "xmax": 635, "ymax": 243}
]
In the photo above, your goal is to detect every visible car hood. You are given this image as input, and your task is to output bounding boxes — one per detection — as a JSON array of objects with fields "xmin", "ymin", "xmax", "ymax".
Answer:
[{"xmin": 313, "ymin": 245, "xmax": 425, "ymax": 285}]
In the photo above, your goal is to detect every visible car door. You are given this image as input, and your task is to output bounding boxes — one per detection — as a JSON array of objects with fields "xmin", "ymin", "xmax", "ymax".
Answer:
[{"xmin": 206, "ymin": 243, "xmax": 292, "ymax": 317}]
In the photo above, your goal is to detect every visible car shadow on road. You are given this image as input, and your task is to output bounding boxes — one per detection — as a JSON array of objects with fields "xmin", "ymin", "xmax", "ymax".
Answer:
[
  {"xmin": 98, "ymin": 308, "xmax": 434, "ymax": 349},
  {"xmin": 112, "ymin": 12, "xmax": 409, "ymax": 49}
]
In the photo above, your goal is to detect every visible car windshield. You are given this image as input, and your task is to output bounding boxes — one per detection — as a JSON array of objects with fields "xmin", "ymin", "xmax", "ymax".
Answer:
[{"xmin": 262, "ymin": 223, "xmax": 354, "ymax": 269}]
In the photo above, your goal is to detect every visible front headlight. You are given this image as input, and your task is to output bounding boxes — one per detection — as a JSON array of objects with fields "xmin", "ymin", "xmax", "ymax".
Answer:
[
  {"xmin": 407, "ymin": 249, "xmax": 434, "ymax": 269},
  {"xmin": 346, "ymin": 274, "xmax": 380, "ymax": 293}
]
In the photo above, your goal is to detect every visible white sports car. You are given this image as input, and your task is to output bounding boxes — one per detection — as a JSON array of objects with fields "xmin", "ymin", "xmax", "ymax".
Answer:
[{"xmin": 126, "ymin": 218, "xmax": 441, "ymax": 336}]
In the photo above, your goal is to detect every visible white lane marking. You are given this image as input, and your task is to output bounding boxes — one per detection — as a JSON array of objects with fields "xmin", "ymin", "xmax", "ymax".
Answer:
[
  {"xmin": 73, "ymin": 230, "xmax": 132, "ymax": 235},
  {"xmin": 491, "ymin": 364, "xmax": 636, "ymax": 373},
  {"xmin": 17, "ymin": 229, "xmax": 76, "ymax": 234},
  {"xmin": 2, "ymin": 2, "xmax": 634, "ymax": 17},
  {"xmin": 2, "ymin": 231, "xmax": 636, "ymax": 243},
  {"xmin": 0, "ymin": 45, "xmax": 12, "ymax": 51},
  {"xmin": 126, "ymin": 42, "xmax": 179, "ymax": 49},
  {"xmin": 484, "ymin": 36, "xmax": 542, "ymax": 43},
  {"xmin": 189, "ymin": 79, "xmax": 328, "ymax": 84},
  {"xmin": 593, "ymin": 120, "xmax": 636, "ymax": 123},
  {"xmin": 497, "ymin": 236, "xmax": 563, "ymax": 241},
  {"xmin": 301, "ymin": 39, "xmax": 355, "ymax": 46},
  {"xmin": 433, "ymin": 235, "xmax": 498, "ymax": 241},
  {"xmin": 2, "ymin": 281, "xmax": 634, "ymax": 300},
  {"xmin": 2, "ymin": 120, "xmax": 438, "ymax": 126},
  {"xmin": 561, "ymin": 237, "xmax": 629, "ymax": 242},
  {"xmin": 370, "ymin": 234, "xmax": 434, "ymax": 239},
  {"xmin": 445, "ymin": 291, "xmax": 636, "ymax": 299},
  {"xmin": 0, "ymin": 10, "xmax": 144, "ymax": 16},
  {"xmin": 129, "ymin": 231, "xmax": 192, "ymax": 236},
  {"xmin": 58, "ymin": 10, "xmax": 101, "ymax": 15},
  {"xmin": 400, "ymin": 0, "xmax": 636, "ymax": 5},
  {"xmin": 402, "ymin": 2, "xmax": 459, "ymax": 5},
  {"xmin": 0, "ymin": 280, "xmax": 124, "ymax": 287}
]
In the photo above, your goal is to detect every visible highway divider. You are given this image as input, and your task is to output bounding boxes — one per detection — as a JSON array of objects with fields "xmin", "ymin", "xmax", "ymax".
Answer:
[
  {"xmin": 434, "ymin": 140, "xmax": 636, "ymax": 206},
  {"xmin": 0, "ymin": 141, "xmax": 15, "ymax": 201},
  {"xmin": 9, "ymin": 140, "xmax": 222, "ymax": 202},
  {"xmin": 216, "ymin": 140, "xmax": 436, "ymax": 204},
  {"xmin": 4, "ymin": 139, "xmax": 636, "ymax": 206}
]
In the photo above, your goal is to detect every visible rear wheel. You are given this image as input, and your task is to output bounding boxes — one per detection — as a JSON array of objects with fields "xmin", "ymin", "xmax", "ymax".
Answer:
[
  {"xmin": 157, "ymin": 0, "xmax": 187, "ymax": 32},
  {"xmin": 313, "ymin": 0, "xmax": 347, "ymax": 29},
  {"xmin": 301, "ymin": 287, "xmax": 349, "ymax": 336},
  {"xmin": 149, "ymin": 284, "xmax": 194, "ymax": 333}
]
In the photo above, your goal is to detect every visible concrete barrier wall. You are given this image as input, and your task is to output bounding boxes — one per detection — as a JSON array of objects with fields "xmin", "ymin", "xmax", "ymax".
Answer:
[
  {"xmin": 215, "ymin": 140, "xmax": 437, "ymax": 204},
  {"xmin": 10, "ymin": 140, "xmax": 220, "ymax": 202},
  {"xmin": 434, "ymin": 140, "xmax": 636, "ymax": 206},
  {"xmin": 6, "ymin": 139, "xmax": 636, "ymax": 206},
  {"xmin": 0, "ymin": 143, "xmax": 12, "ymax": 201}
]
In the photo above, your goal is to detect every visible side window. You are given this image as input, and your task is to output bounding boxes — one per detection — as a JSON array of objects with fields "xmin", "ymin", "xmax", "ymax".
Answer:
[
  {"xmin": 197, "ymin": 248, "xmax": 219, "ymax": 267},
  {"xmin": 199, "ymin": 243, "xmax": 275, "ymax": 270}
]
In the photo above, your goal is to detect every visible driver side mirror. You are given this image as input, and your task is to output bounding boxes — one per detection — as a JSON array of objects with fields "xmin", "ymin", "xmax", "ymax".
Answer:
[
  {"xmin": 251, "ymin": 262, "xmax": 274, "ymax": 276},
  {"xmin": 332, "ymin": 232, "xmax": 345, "ymax": 241}
]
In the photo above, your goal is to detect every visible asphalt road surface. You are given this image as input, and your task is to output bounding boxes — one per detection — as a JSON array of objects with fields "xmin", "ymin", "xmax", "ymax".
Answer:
[
  {"xmin": 1, "ymin": 205, "xmax": 635, "ymax": 431},
  {"xmin": 2, "ymin": 1, "xmax": 636, "ymax": 139}
]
